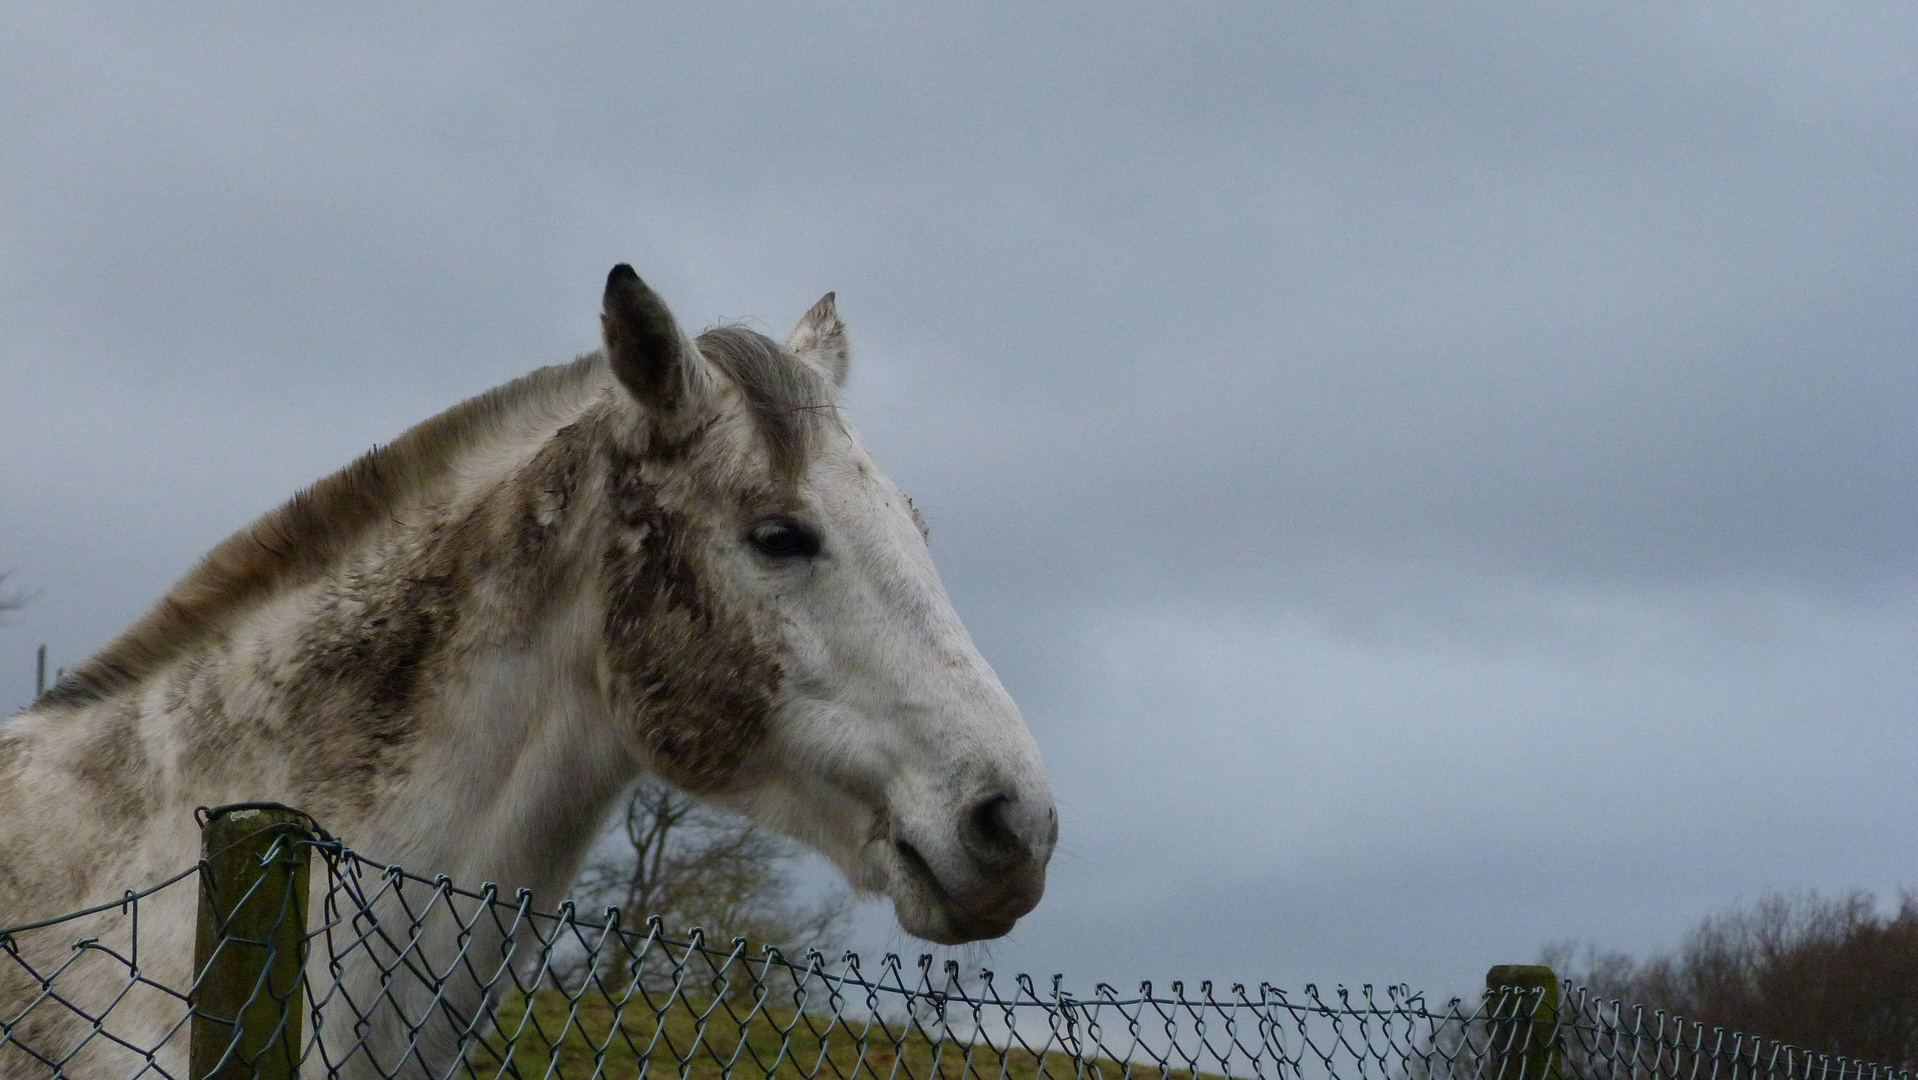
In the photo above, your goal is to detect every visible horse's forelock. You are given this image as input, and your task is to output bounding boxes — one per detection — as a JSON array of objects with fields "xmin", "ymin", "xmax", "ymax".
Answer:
[{"xmin": 694, "ymin": 325, "xmax": 834, "ymax": 486}]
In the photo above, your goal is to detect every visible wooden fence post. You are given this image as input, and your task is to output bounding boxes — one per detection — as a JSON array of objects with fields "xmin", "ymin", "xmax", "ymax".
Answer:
[
  {"xmin": 1486, "ymin": 964, "xmax": 1566, "ymax": 1080},
  {"xmin": 191, "ymin": 805, "xmax": 312, "ymax": 1080}
]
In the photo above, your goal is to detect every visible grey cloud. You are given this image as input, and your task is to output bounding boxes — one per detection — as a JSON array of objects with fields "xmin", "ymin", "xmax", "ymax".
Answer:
[{"xmin": 4, "ymin": 1, "xmax": 1914, "ymax": 995}]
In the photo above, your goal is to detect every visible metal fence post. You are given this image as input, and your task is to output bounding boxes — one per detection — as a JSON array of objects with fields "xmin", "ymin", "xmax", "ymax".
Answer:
[
  {"xmin": 191, "ymin": 805, "xmax": 312, "ymax": 1080},
  {"xmin": 1487, "ymin": 964, "xmax": 1566, "ymax": 1080}
]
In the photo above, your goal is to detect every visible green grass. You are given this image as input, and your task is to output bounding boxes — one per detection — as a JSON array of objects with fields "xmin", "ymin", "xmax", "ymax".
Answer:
[{"xmin": 465, "ymin": 986, "xmax": 1212, "ymax": 1080}]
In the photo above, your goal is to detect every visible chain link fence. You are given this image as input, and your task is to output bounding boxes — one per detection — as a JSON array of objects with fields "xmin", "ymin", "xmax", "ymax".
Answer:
[{"xmin": 3, "ymin": 805, "xmax": 1912, "ymax": 1080}]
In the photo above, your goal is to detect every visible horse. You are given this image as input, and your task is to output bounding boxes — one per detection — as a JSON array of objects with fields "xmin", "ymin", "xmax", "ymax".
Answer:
[{"xmin": 0, "ymin": 265, "xmax": 1056, "ymax": 1078}]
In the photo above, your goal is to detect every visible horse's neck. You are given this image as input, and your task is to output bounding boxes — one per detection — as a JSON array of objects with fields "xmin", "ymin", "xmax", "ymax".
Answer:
[
  {"xmin": 342, "ymin": 598, "xmax": 635, "ymax": 901},
  {"xmin": 191, "ymin": 422, "xmax": 634, "ymax": 902}
]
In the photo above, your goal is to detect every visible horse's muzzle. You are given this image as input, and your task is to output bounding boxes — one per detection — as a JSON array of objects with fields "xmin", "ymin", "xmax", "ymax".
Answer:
[{"xmin": 887, "ymin": 788, "xmax": 1056, "ymax": 944}]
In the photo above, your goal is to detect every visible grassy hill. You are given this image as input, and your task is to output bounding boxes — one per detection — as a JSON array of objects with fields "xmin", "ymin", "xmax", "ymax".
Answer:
[{"xmin": 467, "ymin": 986, "xmax": 1210, "ymax": 1080}]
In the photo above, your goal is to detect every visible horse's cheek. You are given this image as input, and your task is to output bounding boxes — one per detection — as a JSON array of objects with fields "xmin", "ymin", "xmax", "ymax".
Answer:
[{"xmin": 599, "ymin": 536, "xmax": 781, "ymax": 794}]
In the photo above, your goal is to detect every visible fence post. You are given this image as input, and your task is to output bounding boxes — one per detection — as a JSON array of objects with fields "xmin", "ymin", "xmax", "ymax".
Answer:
[
  {"xmin": 191, "ymin": 805, "xmax": 312, "ymax": 1080},
  {"xmin": 1486, "ymin": 964, "xmax": 1566, "ymax": 1080}
]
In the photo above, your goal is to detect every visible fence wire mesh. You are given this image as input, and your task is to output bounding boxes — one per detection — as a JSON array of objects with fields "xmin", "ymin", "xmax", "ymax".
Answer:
[{"xmin": 3, "ymin": 818, "xmax": 1912, "ymax": 1080}]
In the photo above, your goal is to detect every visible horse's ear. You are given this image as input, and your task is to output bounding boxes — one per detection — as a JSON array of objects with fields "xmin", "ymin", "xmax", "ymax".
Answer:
[
  {"xmin": 787, "ymin": 292, "xmax": 850, "ymax": 389},
  {"xmin": 602, "ymin": 264, "xmax": 708, "ymax": 413}
]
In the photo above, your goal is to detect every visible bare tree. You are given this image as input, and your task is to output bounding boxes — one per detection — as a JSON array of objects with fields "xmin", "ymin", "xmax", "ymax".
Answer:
[
  {"xmin": 567, "ymin": 778, "xmax": 851, "ymax": 988},
  {"xmin": 1549, "ymin": 891, "xmax": 1918, "ymax": 1067}
]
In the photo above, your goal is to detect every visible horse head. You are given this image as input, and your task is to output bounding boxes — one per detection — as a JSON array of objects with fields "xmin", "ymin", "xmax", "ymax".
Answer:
[{"xmin": 590, "ymin": 265, "xmax": 1055, "ymax": 943}]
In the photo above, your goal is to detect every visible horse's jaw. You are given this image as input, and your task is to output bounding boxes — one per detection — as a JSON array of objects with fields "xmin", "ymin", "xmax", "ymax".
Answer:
[{"xmin": 725, "ymin": 685, "xmax": 1057, "ymax": 946}]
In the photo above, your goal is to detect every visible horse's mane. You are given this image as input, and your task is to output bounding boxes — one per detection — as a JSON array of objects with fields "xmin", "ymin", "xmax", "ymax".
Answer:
[
  {"xmin": 41, "ymin": 326, "xmax": 834, "ymax": 711},
  {"xmin": 39, "ymin": 355, "xmax": 610, "ymax": 709}
]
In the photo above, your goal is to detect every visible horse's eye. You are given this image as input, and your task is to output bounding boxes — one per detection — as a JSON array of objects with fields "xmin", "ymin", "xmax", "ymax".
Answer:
[{"xmin": 748, "ymin": 517, "xmax": 822, "ymax": 560}]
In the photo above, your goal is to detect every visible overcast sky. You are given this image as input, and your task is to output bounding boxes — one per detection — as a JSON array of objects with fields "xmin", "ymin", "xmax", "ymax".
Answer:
[{"xmin": 4, "ymin": 3, "xmax": 1914, "ymax": 1000}]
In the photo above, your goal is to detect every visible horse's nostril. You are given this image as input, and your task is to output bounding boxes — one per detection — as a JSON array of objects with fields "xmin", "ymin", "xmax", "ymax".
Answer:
[{"xmin": 963, "ymin": 792, "xmax": 1025, "ymax": 866}]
